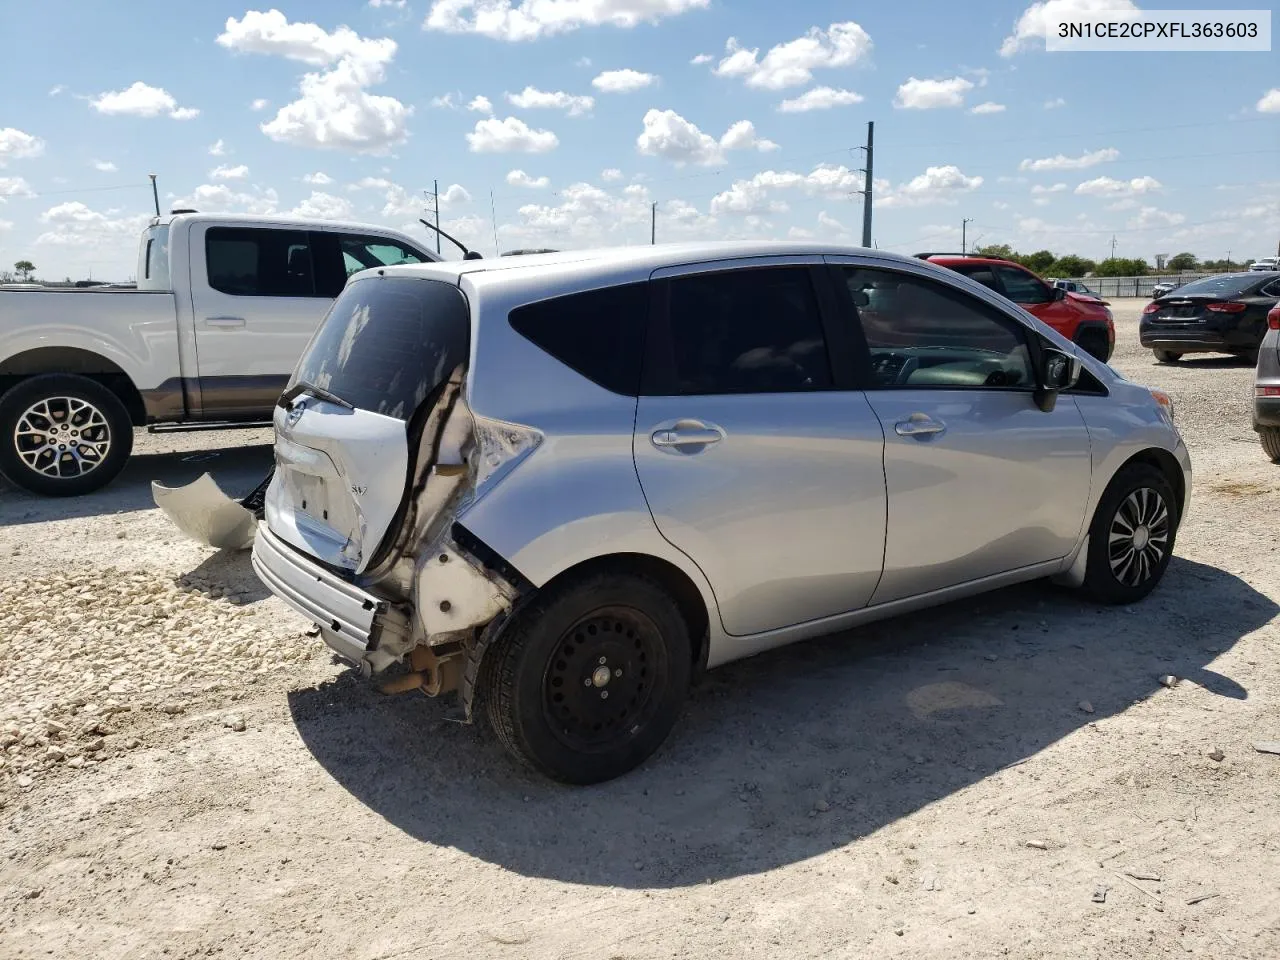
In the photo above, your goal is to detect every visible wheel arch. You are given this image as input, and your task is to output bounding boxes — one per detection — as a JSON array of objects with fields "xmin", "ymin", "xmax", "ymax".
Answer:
[
  {"xmin": 0, "ymin": 348, "xmax": 147, "ymax": 426},
  {"xmin": 1117, "ymin": 447, "xmax": 1186, "ymax": 524}
]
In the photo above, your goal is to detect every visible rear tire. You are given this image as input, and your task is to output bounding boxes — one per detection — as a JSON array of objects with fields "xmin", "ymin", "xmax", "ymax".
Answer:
[
  {"xmin": 1080, "ymin": 463, "xmax": 1178, "ymax": 605},
  {"xmin": 483, "ymin": 571, "xmax": 691, "ymax": 784},
  {"xmin": 1260, "ymin": 427, "xmax": 1280, "ymax": 463},
  {"xmin": 0, "ymin": 374, "xmax": 133, "ymax": 497},
  {"xmin": 1152, "ymin": 349, "xmax": 1182, "ymax": 364}
]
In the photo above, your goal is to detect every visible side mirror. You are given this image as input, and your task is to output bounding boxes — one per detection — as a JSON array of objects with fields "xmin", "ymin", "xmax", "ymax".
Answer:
[
  {"xmin": 1051, "ymin": 285, "xmax": 1067, "ymax": 301},
  {"xmin": 1034, "ymin": 347, "xmax": 1081, "ymax": 412}
]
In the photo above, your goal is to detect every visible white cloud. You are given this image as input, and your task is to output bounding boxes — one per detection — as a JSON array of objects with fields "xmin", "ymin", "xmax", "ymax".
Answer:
[
  {"xmin": 507, "ymin": 169, "xmax": 550, "ymax": 188},
  {"xmin": 302, "ymin": 171, "xmax": 333, "ymax": 185},
  {"xmin": 291, "ymin": 191, "xmax": 355, "ymax": 219},
  {"xmin": 1074, "ymin": 175, "xmax": 1161, "ymax": 196},
  {"xmin": 251, "ymin": 98, "xmax": 270, "ymax": 111},
  {"xmin": 208, "ymin": 139, "xmax": 228, "ymax": 156},
  {"xmin": 709, "ymin": 165, "xmax": 865, "ymax": 216},
  {"xmin": 880, "ymin": 165, "xmax": 983, "ymax": 208},
  {"xmin": 636, "ymin": 110, "xmax": 777, "ymax": 166},
  {"xmin": 170, "ymin": 184, "xmax": 281, "ymax": 216},
  {"xmin": 440, "ymin": 183, "xmax": 471, "ymax": 207},
  {"xmin": 92, "ymin": 160, "xmax": 118, "ymax": 173},
  {"xmin": 505, "ymin": 86, "xmax": 594, "ymax": 116},
  {"xmin": 505, "ymin": 180, "xmax": 715, "ymax": 250},
  {"xmin": 1127, "ymin": 206, "xmax": 1185, "ymax": 229},
  {"xmin": 1020, "ymin": 147, "xmax": 1119, "ymax": 171},
  {"xmin": 90, "ymin": 81, "xmax": 200, "ymax": 119},
  {"xmin": 1043, "ymin": 97, "xmax": 1067, "ymax": 109},
  {"xmin": 1030, "ymin": 182, "xmax": 1067, "ymax": 194},
  {"xmin": 467, "ymin": 94, "xmax": 494, "ymax": 113},
  {"xmin": 1258, "ymin": 89, "xmax": 1280, "ymax": 113},
  {"xmin": 48, "ymin": 85, "xmax": 66, "ymax": 97},
  {"xmin": 1001, "ymin": 0, "xmax": 1141, "ymax": 56},
  {"xmin": 424, "ymin": 0, "xmax": 709, "ymax": 42},
  {"xmin": 712, "ymin": 21, "xmax": 872, "ymax": 90},
  {"xmin": 430, "ymin": 93, "xmax": 457, "ymax": 108},
  {"xmin": 0, "ymin": 177, "xmax": 35, "ymax": 199},
  {"xmin": 348, "ymin": 176, "xmax": 395, "ymax": 190},
  {"xmin": 34, "ymin": 201, "xmax": 152, "ymax": 248},
  {"xmin": 0, "ymin": 129, "xmax": 45, "ymax": 167},
  {"xmin": 467, "ymin": 116, "xmax": 559, "ymax": 153},
  {"xmin": 210, "ymin": 164, "xmax": 250, "ymax": 180},
  {"xmin": 218, "ymin": 10, "xmax": 412, "ymax": 153},
  {"xmin": 690, "ymin": 53, "xmax": 713, "ymax": 65},
  {"xmin": 369, "ymin": 0, "xmax": 407, "ymax": 7},
  {"xmin": 788, "ymin": 226, "xmax": 815, "ymax": 239},
  {"xmin": 894, "ymin": 76, "xmax": 974, "ymax": 110},
  {"xmin": 592, "ymin": 69, "xmax": 657, "ymax": 93},
  {"xmin": 969, "ymin": 101, "xmax": 1006, "ymax": 115},
  {"xmin": 600, "ymin": 168, "xmax": 623, "ymax": 182},
  {"xmin": 817, "ymin": 211, "xmax": 847, "ymax": 233},
  {"xmin": 0, "ymin": 219, "xmax": 12, "ymax": 231},
  {"xmin": 778, "ymin": 87, "xmax": 864, "ymax": 113}
]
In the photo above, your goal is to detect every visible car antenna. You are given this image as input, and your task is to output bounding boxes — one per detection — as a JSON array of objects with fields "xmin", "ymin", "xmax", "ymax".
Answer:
[{"xmin": 419, "ymin": 218, "xmax": 484, "ymax": 260}]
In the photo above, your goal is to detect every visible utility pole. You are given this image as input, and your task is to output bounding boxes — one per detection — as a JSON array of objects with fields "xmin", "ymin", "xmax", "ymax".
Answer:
[
  {"xmin": 1227, "ymin": 249, "xmax": 1232, "ymax": 270},
  {"xmin": 1109, "ymin": 235, "xmax": 1118, "ymax": 260},
  {"xmin": 860, "ymin": 121, "xmax": 874, "ymax": 247},
  {"xmin": 424, "ymin": 183, "xmax": 442, "ymax": 254},
  {"xmin": 651, "ymin": 202, "xmax": 657, "ymax": 245},
  {"xmin": 490, "ymin": 190, "xmax": 500, "ymax": 256},
  {"xmin": 961, "ymin": 218, "xmax": 974, "ymax": 254},
  {"xmin": 148, "ymin": 174, "xmax": 160, "ymax": 216}
]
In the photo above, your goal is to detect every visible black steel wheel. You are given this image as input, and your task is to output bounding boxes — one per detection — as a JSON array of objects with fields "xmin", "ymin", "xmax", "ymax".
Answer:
[{"xmin": 483, "ymin": 571, "xmax": 692, "ymax": 784}]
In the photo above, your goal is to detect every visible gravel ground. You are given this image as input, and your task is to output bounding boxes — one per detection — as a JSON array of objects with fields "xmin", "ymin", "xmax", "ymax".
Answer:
[{"xmin": 1, "ymin": 300, "xmax": 1278, "ymax": 959}]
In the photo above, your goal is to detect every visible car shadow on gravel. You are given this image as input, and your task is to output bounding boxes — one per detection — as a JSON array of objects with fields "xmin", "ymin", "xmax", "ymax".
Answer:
[
  {"xmin": 0, "ymin": 441, "xmax": 271, "ymax": 525},
  {"xmin": 288, "ymin": 555, "xmax": 1272, "ymax": 890}
]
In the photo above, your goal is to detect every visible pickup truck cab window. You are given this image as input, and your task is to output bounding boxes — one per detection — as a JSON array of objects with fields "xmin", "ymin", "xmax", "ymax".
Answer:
[{"xmin": 206, "ymin": 227, "xmax": 318, "ymax": 298}]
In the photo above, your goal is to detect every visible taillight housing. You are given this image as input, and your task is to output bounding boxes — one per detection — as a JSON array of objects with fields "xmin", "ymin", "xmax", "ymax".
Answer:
[
  {"xmin": 1142, "ymin": 302, "xmax": 1161, "ymax": 315},
  {"xmin": 1206, "ymin": 301, "xmax": 1247, "ymax": 313},
  {"xmin": 1257, "ymin": 386, "xmax": 1280, "ymax": 397},
  {"xmin": 1268, "ymin": 305, "xmax": 1280, "ymax": 330}
]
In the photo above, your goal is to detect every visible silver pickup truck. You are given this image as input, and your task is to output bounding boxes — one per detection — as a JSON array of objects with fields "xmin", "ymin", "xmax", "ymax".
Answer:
[{"xmin": 0, "ymin": 212, "xmax": 438, "ymax": 496}]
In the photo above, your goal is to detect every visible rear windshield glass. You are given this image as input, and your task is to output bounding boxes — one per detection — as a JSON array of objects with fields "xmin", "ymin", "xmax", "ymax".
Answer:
[
  {"xmin": 291, "ymin": 276, "xmax": 469, "ymax": 420},
  {"xmin": 1168, "ymin": 274, "xmax": 1262, "ymax": 298}
]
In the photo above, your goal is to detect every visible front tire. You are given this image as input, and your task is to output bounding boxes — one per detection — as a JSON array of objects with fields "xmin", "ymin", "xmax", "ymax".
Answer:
[
  {"xmin": 483, "ymin": 571, "xmax": 692, "ymax": 784},
  {"xmin": 1152, "ymin": 349, "xmax": 1182, "ymax": 363},
  {"xmin": 0, "ymin": 374, "xmax": 133, "ymax": 496},
  {"xmin": 1260, "ymin": 427, "xmax": 1280, "ymax": 463},
  {"xmin": 1081, "ymin": 463, "xmax": 1178, "ymax": 604}
]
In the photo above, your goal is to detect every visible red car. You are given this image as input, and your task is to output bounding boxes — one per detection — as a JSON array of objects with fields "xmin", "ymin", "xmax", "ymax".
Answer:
[{"xmin": 921, "ymin": 254, "xmax": 1115, "ymax": 362}]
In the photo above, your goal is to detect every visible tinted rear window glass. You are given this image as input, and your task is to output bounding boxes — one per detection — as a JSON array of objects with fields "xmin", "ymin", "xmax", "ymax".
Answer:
[
  {"xmin": 206, "ymin": 227, "xmax": 317, "ymax": 297},
  {"xmin": 509, "ymin": 282, "xmax": 648, "ymax": 395},
  {"xmin": 1169, "ymin": 274, "xmax": 1264, "ymax": 298},
  {"xmin": 291, "ymin": 276, "xmax": 470, "ymax": 420}
]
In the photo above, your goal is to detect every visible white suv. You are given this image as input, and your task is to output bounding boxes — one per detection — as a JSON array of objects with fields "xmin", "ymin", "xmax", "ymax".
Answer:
[{"xmin": 202, "ymin": 242, "xmax": 1191, "ymax": 783}]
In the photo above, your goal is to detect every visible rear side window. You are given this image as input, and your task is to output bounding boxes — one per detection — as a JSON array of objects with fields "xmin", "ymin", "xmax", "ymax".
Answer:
[
  {"xmin": 948, "ymin": 263, "xmax": 1001, "ymax": 293},
  {"xmin": 664, "ymin": 267, "xmax": 832, "ymax": 395},
  {"xmin": 291, "ymin": 277, "xmax": 470, "ymax": 420},
  {"xmin": 206, "ymin": 227, "xmax": 317, "ymax": 297},
  {"xmin": 509, "ymin": 282, "xmax": 649, "ymax": 395}
]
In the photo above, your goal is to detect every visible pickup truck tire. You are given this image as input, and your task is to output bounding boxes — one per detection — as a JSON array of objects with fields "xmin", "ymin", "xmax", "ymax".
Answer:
[
  {"xmin": 1080, "ymin": 462, "xmax": 1178, "ymax": 605},
  {"xmin": 0, "ymin": 374, "xmax": 133, "ymax": 497},
  {"xmin": 483, "ymin": 571, "xmax": 692, "ymax": 784}
]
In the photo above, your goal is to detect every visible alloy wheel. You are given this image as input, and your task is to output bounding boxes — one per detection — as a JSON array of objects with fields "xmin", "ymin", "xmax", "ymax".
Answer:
[{"xmin": 13, "ymin": 396, "xmax": 113, "ymax": 479}]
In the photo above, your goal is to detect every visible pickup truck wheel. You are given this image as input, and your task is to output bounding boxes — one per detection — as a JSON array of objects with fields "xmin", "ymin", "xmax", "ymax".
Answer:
[
  {"xmin": 1152, "ymin": 349, "xmax": 1182, "ymax": 363},
  {"xmin": 1260, "ymin": 427, "xmax": 1280, "ymax": 463},
  {"xmin": 483, "ymin": 571, "xmax": 691, "ymax": 784},
  {"xmin": 1080, "ymin": 463, "xmax": 1178, "ymax": 605},
  {"xmin": 0, "ymin": 374, "xmax": 133, "ymax": 497}
]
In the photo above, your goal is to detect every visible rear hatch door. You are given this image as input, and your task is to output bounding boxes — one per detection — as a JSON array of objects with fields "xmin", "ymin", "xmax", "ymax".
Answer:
[{"xmin": 265, "ymin": 273, "xmax": 470, "ymax": 574}]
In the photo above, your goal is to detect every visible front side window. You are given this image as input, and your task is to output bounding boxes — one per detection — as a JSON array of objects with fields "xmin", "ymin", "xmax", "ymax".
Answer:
[
  {"xmin": 664, "ymin": 267, "xmax": 832, "ymax": 395},
  {"xmin": 340, "ymin": 235, "xmax": 427, "ymax": 279},
  {"xmin": 843, "ymin": 267, "xmax": 1034, "ymax": 390},
  {"xmin": 993, "ymin": 264, "xmax": 1053, "ymax": 304},
  {"xmin": 205, "ymin": 227, "xmax": 316, "ymax": 297}
]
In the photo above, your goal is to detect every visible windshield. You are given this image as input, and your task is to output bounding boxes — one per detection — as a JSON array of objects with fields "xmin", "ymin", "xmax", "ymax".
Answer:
[
  {"xmin": 290, "ymin": 276, "xmax": 470, "ymax": 421},
  {"xmin": 1168, "ymin": 274, "xmax": 1262, "ymax": 298}
]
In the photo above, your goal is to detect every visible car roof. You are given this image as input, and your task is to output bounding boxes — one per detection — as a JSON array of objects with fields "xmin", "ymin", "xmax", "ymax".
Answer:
[{"xmin": 924, "ymin": 254, "xmax": 1019, "ymax": 268}]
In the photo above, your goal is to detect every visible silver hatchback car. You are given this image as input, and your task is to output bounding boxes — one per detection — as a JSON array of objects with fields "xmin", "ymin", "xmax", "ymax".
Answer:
[{"xmin": 243, "ymin": 242, "xmax": 1190, "ymax": 783}]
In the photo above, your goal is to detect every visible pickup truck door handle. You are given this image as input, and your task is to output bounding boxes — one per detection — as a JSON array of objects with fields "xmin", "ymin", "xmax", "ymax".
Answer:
[
  {"xmin": 204, "ymin": 316, "xmax": 246, "ymax": 328},
  {"xmin": 895, "ymin": 413, "xmax": 947, "ymax": 438},
  {"xmin": 650, "ymin": 421, "xmax": 725, "ymax": 450}
]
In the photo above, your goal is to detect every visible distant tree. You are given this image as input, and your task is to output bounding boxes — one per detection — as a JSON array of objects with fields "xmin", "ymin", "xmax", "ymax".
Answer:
[
  {"xmin": 1049, "ymin": 255, "xmax": 1095, "ymax": 277},
  {"xmin": 973, "ymin": 243, "xmax": 1015, "ymax": 259},
  {"xmin": 13, "ymin": 260, "xmax": 35, "ymax": 281},
  {"xmin": 1022, "ymin": 249, "xmax": 1056, "ymax": 274},
  {"xmin": 1095, "ymin": 257, "xmax": 1149, "ymax": 277},
  {"xmin": 1167, "ymin": 252, "xmax": 1198, "ymax": 271},
  {"xmin": 0, "ymin": 270, "xmax": 12, "ymax": 283}
]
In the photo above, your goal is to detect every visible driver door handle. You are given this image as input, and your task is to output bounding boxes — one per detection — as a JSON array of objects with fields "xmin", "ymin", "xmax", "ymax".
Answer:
[
  {"xmin": 895, "ymin": 414, "xmax": 947, "ymax": 438},
  {"xmin": 651, "ymin": 422, "xmax": 725, "ymax": 449},
  {"xmin": 205, "ymin": 316, "xmax": 246, "ymax": 328}
]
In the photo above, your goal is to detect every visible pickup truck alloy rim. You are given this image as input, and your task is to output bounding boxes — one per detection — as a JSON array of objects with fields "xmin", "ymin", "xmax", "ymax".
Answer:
[
  {"xmin": 542, "ymin": 606, "xmax": 667, "ymax": 754},
  {"xmin": 1108, "ymin": 487, "xmax": 1170, "ymax": 587},
  {"xmin": 13, "ymin": 396, "xmax": 112, "ymax": 479}
]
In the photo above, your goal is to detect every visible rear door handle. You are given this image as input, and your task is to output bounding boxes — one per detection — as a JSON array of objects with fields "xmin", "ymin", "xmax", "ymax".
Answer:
[
  {"xmin": 205, "ymin": 316, "xmax": 246, "ymax": 328},
  {"xmin": 895, "ymin": 414, "xmax": 947, "ymax": 438},
  {"xmin": 651, "ymin": 422, "xmax": 725, "ymax": 449}
]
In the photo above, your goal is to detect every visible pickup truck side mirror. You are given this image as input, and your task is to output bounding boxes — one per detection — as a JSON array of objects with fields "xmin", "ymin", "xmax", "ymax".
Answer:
[
  {"xmin": 1050, "ymin": 285, "xmax": 1067, "ymax": 301},
  {"xmin": 1034, "ymin": 347, "xmax": 1081, "ymax": 412}
]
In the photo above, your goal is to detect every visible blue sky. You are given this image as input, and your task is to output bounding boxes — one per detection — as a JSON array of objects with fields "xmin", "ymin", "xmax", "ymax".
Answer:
[{"xmin": 1, "ymin": 0, "xmax": 1277, "ymax": 279}]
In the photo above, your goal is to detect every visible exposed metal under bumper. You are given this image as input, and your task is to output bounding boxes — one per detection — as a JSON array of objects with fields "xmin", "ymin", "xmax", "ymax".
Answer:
[{"xmin": 251, "ymin": 522, "xmax": 384, "ymax": 667}]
